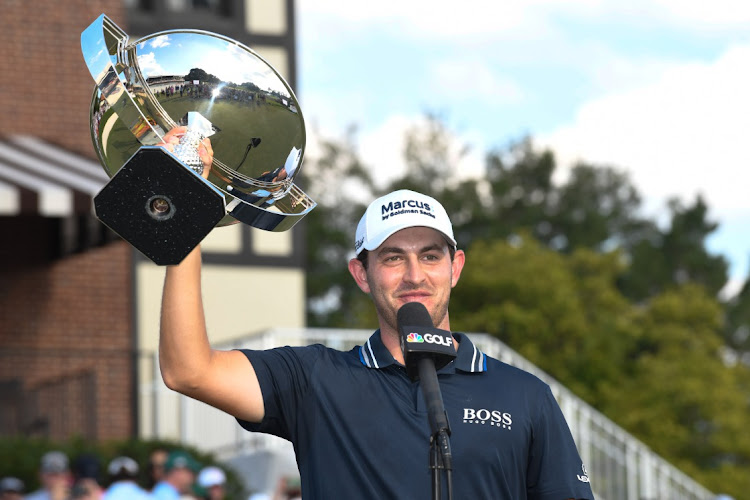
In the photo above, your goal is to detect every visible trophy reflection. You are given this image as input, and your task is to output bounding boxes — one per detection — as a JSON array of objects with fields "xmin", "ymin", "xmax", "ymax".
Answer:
[{"xmin": 81, "ymin": 14, "xmax": 316, "ymax": 265}]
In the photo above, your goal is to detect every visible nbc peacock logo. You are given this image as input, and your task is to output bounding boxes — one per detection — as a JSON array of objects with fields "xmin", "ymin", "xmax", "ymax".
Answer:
[{"xmin": 406, "ymin": 333, "xmax": 424, "ymax": 343}]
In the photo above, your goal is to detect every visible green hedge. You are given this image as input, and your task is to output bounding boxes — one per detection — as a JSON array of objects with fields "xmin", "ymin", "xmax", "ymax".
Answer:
[{"xmin": 0, "ymin": 436, "xmax": 246, "ymax": 499}]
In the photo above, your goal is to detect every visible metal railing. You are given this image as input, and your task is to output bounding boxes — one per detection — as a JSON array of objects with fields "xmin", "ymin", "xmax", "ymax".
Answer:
[{"xmin": 138, "ymin": 327, "xmax": 717, "ymax": 500}]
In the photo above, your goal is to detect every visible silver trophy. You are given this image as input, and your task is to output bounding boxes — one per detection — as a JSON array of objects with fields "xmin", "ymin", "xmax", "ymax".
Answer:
[{"xmin": 81, "ymin": 14, "xmax": 315, "ymax": 265}]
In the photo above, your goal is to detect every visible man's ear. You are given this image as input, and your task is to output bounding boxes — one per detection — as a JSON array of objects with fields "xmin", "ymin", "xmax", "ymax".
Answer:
[
  {"xmin": 451, "ymin": 249, "xmax": 466, "ymax": 289},
  {"xmin": 348, "ymin": 258, "xmax": 371, "ymax": 293}
]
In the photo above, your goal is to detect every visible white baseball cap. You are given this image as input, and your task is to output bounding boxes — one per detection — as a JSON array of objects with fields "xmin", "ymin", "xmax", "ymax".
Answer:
[
  {"xmin": 197, "ymin": 466, "xmax": 226, "ymax": 488},
  {"xmin": 355, "ymin": 190, "xmax": 456, "ymax": 255},
  {"xmin": 107, "ymin": 456, "xmax": 139, "ymax": 477}
]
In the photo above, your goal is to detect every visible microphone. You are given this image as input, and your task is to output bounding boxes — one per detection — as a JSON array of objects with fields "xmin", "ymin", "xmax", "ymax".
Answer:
[
  {"xmin": 397, "ymin": 302, "xmax": 457, "ymax": 382},
  {"xmin": 397, "ymin": 301, "xmax": 455, "ymax": 479}
]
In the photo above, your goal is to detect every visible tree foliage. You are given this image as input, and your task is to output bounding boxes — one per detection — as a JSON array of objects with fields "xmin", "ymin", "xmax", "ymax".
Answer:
[
  {"xmin": 725, "ymin": 276, "xmax": 750, "ymax": 356},
  {"xmin": 618, "ymin": 196, "xmax": 729, "ymax": 301},
  {"xmin": 301, "ymin": 126, "xmax": 378, "ymax": 327}
]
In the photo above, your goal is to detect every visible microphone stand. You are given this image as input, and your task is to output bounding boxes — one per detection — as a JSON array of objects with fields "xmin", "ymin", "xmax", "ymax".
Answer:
[{"xmin": 417, "ymin": 357, "xmax": 453, "ymax": 500}]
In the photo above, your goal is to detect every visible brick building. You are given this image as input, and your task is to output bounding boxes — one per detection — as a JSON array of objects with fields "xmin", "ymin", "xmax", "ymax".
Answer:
[
  {"xmin": 0, "ymin": 0, "xmax": 132, "ymax": 441},
  {"xmin": 0, "ymin": 0, "xmax": 306, "ymax": 442}
]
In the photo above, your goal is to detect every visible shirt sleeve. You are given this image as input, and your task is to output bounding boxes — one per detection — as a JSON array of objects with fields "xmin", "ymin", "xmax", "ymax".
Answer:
[
  {"xmin": 526, "ymin": 384, "xmax": 595, "ymax": 500},
  {"xmin": 235, "ymin": 345, "xmax": 324, "ymax": 441}
]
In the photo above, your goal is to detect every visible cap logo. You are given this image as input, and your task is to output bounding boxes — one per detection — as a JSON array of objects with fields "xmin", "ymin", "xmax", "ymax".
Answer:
[
  {"xmin": 381, "ymin": 199, "xmax": 433, "ymax": 220},
  {"xmin": 355, "ymin": 237, "xmax": 364, "ymax": 250}
]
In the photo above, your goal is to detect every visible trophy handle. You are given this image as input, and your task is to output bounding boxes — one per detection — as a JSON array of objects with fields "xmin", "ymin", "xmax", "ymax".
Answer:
[
  {"xmin": 81, "ymin": 14, "xmax": 173, "ymax": 146},
  {"xmin": 226, "ymin": 182, "xmax": 316, "ymax": 232}
]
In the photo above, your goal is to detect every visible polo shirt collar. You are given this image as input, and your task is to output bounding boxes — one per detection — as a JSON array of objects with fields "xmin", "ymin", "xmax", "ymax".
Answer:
[{"xmin": 359, "ymin": 331, "xmax": 487, "ymax": 373}]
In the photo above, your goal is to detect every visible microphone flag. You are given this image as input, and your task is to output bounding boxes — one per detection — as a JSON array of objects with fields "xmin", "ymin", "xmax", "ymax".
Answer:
[{"xmin": 397, "ymin": 302, "xmax": 457, "ymax": 381}]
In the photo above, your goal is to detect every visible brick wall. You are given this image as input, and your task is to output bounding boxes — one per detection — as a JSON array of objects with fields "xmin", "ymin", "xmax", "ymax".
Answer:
[
  {"xmin": 0, "ymin": 0, "xmax": 136, "ymax": 441},
  {"xmin": 0, "ymin": 236, "xmax": 134, "ymax": 440},
  {"xmin": 0, "ymin": 0, "xmax": 126, "ymax": 157}
]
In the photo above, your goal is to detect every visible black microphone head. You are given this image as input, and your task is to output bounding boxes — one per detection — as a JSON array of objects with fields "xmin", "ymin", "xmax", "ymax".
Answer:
[
  {"xmin": 397, "ymin": 301, "xmax": 433, "ymax": 329},
  {"xmin": 397, "ymin": 302, "xmax": 457, "ymax": 380}
]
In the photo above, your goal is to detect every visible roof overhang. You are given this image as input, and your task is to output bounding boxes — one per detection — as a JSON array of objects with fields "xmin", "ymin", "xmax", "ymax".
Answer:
[{"xmin": 0, "ymin": 135, "xmax": 108, "ymax": 217}]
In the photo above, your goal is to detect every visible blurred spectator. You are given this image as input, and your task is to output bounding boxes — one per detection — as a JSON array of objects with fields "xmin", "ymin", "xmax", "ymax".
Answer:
[
  {"xmin": 178, "ymin": 494, "xmax": 200, "ymax": 500},
  {"xmin": 271, "ymin": 476, "xmax": 300, "ymax": 500},
  {"xmin": 25, "ymin": 450, "xmax": 72, "ymax": 500},
  {"xmin": 0, "ymin": 477, "xmax": 24, "ymax": 500},
  {"xmin": 70, "ymin": 454, "xmax": 103, "ymax": 499},
  {"xmin": 146, "ymin": 448, "xmax": 169, "ymax": 491},
  {"xmin": 151, "ymin": 451, "xmax": 200, "ymax": 500},
  {"xmin": 103, "ymin": 456, "xmax": 151, "ymax": 500},
  {"xmin": 196, "ymin": 467, "xmax": 225, "ymax": 500}
]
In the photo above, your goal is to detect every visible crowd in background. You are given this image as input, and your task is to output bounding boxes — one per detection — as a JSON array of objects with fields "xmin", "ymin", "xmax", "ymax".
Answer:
[{"xmin": 0, "ymin": 448, "xmax": 227, "ymax": 500}]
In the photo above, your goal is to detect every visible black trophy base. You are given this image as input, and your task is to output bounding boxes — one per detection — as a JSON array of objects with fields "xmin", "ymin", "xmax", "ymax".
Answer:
[{"xmin": 94, "ymin": 146, "xmax": 226, "ymax": 265}]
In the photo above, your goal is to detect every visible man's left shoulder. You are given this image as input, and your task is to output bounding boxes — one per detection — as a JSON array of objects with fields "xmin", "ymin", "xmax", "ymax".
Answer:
[{"xmin": 483, "ymin": 355, "xmax": 547, "ymax": 385}]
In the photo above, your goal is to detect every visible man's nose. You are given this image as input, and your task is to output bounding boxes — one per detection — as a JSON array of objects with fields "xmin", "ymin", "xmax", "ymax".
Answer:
[{"xmin": 403, "ymin": 256, "xmax": 426, "ymax": 283}]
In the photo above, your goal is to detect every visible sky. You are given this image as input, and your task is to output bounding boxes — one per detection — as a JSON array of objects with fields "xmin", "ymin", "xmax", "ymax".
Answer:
[{"xmin": 294, "ymin": 0, "xmax": 750, "ymax": 298}]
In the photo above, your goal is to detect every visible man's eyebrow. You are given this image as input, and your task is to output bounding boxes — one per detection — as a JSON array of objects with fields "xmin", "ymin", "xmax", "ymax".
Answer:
[
  {"xmin": 378, "ymin": 243, "xmax": 445, "ymax": 254},
  {"xmin": 377, "ymin": 246, "xmax": 404, "ymax": 255}
]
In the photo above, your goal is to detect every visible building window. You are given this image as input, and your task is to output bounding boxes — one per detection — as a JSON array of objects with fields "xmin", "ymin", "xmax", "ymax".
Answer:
[{"xmin": 128, "ymin": 0, "xmax": 233, "ymax": 16}]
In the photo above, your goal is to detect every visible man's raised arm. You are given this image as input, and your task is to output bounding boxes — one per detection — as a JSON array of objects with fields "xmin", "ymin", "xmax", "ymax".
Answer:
[{"xmin": 159, "ymin": 244, "xmax": 265, "ymax": 423}]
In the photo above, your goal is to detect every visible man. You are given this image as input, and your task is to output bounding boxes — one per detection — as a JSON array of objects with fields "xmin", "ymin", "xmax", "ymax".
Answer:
[
  {"xmin": 24, "ymin": 451, "xmax": 71, "ymax": 500},
  {"xmin": 103, "ymin": 456, "xmax": 151, "ymax": 500},
  {"xmin": 158, "ymin": 132, "xmax": 593, "ymax": 499},
  {"xmin": 145, "ymin": 448, "xmax": 168, "ymax": 492},
  {"xmin": 70, "ymin": 454, "xmax": 103, "ymax": 500},
  {"xmin": 150, "ymin": 451, "xmax": 200, "ymax": 500},
  {"xmin": 0, "ymin": 477, "xmax": 24, "ymax": 500},
  {"xmin": 196, "ymin": 467, "xmax": 225, "ymax": 500}
]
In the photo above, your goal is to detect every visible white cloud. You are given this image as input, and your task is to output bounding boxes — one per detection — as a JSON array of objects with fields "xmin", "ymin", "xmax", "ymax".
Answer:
[
  {"xmin": 358, "ymin": 114, "xmax": 414, "ymax": 186},
  {"xmin": 540, "ymin": 43, "xmax": 750, "ymax": 221},
  {"xmin": 430, "ymin": 59, "xmax": 526, "ymax": 106},
  {"xmin": 149, "ymin": 35, "xmax": 171, "ymax": 49},
  {"xmin": 646, "ymin": 0, "xmax": 750, "ymax": 28},
  {"xmin": 136, "ymin": 52, "xmax": 166, "ymax": 77}
]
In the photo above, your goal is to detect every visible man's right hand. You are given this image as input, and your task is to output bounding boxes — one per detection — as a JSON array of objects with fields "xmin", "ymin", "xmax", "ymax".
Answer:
[{"xmin": 156, "ymin": 126, "xmax": 214, "ymax": 180}]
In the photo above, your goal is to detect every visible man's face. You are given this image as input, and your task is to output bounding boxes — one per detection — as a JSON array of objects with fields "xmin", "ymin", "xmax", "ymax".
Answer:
[
  {"xmin": 207, "ymin": 484, "xmax": 225, "ymax": 500},
  {"xmin": 350, "ymin": 227, "xmax": 465, "ymax": 338},
  {"xmin": 149, "ymin": 450, "xmax": 168, "ymax": 482},
  {"xmin": 170, "ymin": 468, "xmax": 195, "ymax": 494},
  {"xmin": 41, "ymin": 470, "xmax": 70, "ymax": 490}
]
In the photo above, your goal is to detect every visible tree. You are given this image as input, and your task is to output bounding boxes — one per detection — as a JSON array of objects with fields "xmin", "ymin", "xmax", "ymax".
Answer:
[
  {"xmin": 724, "ymin": 270, "xmax": 750, "ymax": 361},
  {"xmin": 547, "ymin": 162, "xmax": 649, "ymax": 253},
  {"xmin": 450, "ymin": 234, "xmax": 634, "ymax": 405},
  {"xmin": 302, "ymin": 126, "xmax": 378, "ymax": 327},
  {"xmin": 602, "ymin": 285, "xmax": 750, "ymax": 496},
  {"xmin": 468, "ymin": 138, "xmax": 557, "ymax": 244},
  {"xmin": 452, "ymin": 237, "xmax": 750, "ymax": 498},
  {"xmin": 384, "ymin": 113, "xmax": 485, "ymax": 248},
  {"xmin": 619, "ymin": 195, "xmax": 729, "ymax": 301},
  {"xmin": 304, "ymin": 118, "xmax": 732, "ymax": 324},
  {"xmin": 184, "ymin": 68, "xmax": 220, "ymax": 84}
]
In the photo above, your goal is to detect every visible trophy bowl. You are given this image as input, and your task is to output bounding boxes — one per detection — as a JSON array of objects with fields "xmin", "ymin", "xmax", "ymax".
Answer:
[{"xmin": 82, "ymin": 14, "xmax": 315, "ymax": 264}]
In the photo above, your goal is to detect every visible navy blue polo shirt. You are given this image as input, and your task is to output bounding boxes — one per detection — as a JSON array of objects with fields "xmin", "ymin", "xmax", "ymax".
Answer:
[{"xmin": 238, "ymin": 332, "xmax": 594, "ymax": 500}]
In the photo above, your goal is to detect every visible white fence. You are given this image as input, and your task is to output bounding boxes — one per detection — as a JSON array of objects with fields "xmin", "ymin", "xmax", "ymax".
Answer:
[{"xmin": 139, "ymin": 327, "xmax": 717, "ymax": 500}]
